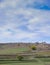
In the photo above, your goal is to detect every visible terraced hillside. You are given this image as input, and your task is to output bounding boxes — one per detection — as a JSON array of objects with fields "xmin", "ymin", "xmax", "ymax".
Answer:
[
  {"xmin": 0, "ymin": 42, "xmax": 50, "ymax": 55},
  {"xmin": 0, "ymin": 43, "xmax": 50, "ymax": 65}
]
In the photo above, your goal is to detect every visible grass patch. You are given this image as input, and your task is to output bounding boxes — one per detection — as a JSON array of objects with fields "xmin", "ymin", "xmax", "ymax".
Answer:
[
  {"xmin": 0, "ymin": 58, "xmax": 50, "ymax": 65},
  {"xmin": 0, "ymin": 47, "xmax": 29, "ymax": 54},
  {"xmin": 38, "ymin": 58, "xmax": 50, "ymax": 62}
]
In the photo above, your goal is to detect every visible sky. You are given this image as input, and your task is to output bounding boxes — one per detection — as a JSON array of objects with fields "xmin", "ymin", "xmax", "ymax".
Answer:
[{"xmin": 0, "ymin": 0, "xmax": 50, "ymax": 43}]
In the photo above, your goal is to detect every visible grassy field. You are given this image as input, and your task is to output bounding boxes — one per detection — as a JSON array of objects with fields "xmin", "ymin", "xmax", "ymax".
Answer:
[
  {"xmin": 0, "ymin": 63, "xmax": 44, "ymax": 65},
  {"xmin": 0, "ymin": 47, "xmax": 50, "ymax": 55},
  {"xmin": 0, "ymin": 44, "xmax": 50, "ymax": 65},
  {"xmin": 0, "ymin": 47, "xmax": 29, "ymax": 54},
  {"xmin": 0, "ymin": 58, "xmax": 50, "ymax": 65}
]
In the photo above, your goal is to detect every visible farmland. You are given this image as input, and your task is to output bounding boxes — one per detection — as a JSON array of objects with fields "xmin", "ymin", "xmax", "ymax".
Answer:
[
  {"xmin": 0, "ymin": 43, "xmax": 50, "ymax": 65},
  {"xmin": 0, "ymin": 58, "xmax": 50, "ymax": 65}
]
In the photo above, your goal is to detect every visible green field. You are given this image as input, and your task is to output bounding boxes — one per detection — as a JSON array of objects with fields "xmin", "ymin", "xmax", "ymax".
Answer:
[
  {"xmin": 0, "ymin": 47, "xmax": 29, "ymax": 54},
  {"xmin": 0, "ymin": 44, "xmax": 50, "ymax": 65},
  {"xmin": 0, "ymin": 58, "xmax": 50, "ymax": 65},
  {"xmin": 0, "ymin": 63, "xmax": 44, "ymax": 65},
  {"xmin": 0, "ymin": 47, "xmax": 50, "ymax": 56}
]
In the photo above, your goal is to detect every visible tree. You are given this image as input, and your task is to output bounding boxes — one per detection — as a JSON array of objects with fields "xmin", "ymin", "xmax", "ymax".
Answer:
[{"xmin": 17, "ymin": 55, "xmax": 23, "ymax": 61}]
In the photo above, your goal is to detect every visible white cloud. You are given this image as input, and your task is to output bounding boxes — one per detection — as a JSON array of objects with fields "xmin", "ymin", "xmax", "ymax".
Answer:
[{"xmin": 0, "ymin": 0, "xmax": 50, "ymax": 42}]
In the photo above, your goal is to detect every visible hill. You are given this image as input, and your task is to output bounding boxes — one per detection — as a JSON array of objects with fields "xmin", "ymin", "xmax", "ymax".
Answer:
[{"xmin": 0, "ymin": 42, "xmax": 50, "ymax": 55}]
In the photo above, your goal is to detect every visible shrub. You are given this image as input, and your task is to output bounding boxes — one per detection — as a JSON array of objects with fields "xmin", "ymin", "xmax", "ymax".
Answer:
[
  {"xmin": 17, "ymin": 55, "xmax": 23, "ymax": 61},
  {"xmin": 31, "ymin": 45, "xmax": 37, "ymax": 50}
]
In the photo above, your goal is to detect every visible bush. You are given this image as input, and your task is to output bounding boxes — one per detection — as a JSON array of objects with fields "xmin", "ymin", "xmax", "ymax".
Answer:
[
  {"xmin": 31, "ymin": 45, "xmax": 37, "ymax": 50},
  {"xmin": 17, "ymin": 55, "xmax": 23, "ymax": 61}
]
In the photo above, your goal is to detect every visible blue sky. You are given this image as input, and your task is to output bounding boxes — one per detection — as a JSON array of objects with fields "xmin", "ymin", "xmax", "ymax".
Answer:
[{"xmin": 0, "ymin": 0, "xmax": 50, "ymax": 43}]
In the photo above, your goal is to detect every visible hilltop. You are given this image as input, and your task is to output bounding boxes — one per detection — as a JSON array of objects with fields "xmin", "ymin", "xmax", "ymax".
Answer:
[{"xmin": 0, "ymin": 42, "xmax": 50, "ymax": 50}]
